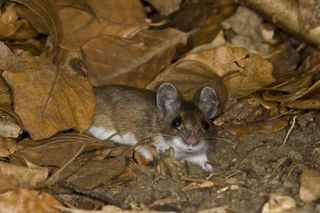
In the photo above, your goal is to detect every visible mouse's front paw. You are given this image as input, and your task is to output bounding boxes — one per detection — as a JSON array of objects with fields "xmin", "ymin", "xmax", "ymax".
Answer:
[{"xmin": 203, "ymin": 162, "xmax": 213, "ymax": 172}]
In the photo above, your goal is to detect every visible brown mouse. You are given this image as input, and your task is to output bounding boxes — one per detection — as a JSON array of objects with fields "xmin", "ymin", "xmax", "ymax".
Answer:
[{"xmin": 87, "ymin": 83, "xmax": 218, "ymax": 171}]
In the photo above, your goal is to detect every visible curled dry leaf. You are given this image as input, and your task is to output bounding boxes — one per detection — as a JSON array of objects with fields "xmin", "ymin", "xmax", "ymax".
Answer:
[
  {"xmin": 222, "ymin": 6, "xmax": 274, "ymax": 54},
  {"xmin": 224, "ymin": 118, "xmax": 287, "ymax": 136},
  {"xmin": 261, "ymin": 56, "xmax": 320, "ymax": 110},
  {"xmin": 184, "ymin": 46, "xmax": 274, "ymax": 98},
  {"xmin": 0, "ymin": 188, "xmax": 62, "ymax": 213},
  {"xmin": 12, "ymin": 0, "xmax": 62, "ymax": 49},
  {"xmin": 2, "ymin": 55, "xmax": 95, "ymax": 140},
  {"xmin": 261, "ymin": 194, "xmax": 296, "ymax": 213},
  {"xmin": 214, "ymin": 97, "xmax": 271, "ymax": 125},
  {"xmin": 65, "ymin": 156, "xmax": 126, "ymax": 189},
  {"xmin": 57, "ymin": 2, "xmax": 182, "ymax": 87},
  {"xmin": 0, "ymin": 41, "xmax": 26, "ymax": 72},
  {"xmin": 146, "ymin": 59, "xmax": 228, "ymax": 109},
  {"xmin": 240, "ymin": 0, "xmax": 320, "ymax": 48},
  {"xmin": 0, "ymin": 3, "xmax": 38, "ymax": 40},
  {"xmin": 82, "ymin": 28, "xmax": 187, "ymax": 88},
  {"xmin": 145, "ymin": 0, "xmax": 182, "ymax": 16},
  {"xmin": 10, "ymin": 133, "xmax": 110, "ymax": 168},
  {"xmin": 0, "ymin": 137, "xmax": 19, "ymax": 157},
  {"xmin": 299, "ymin": 169, "xmax": 320, "ymax": 203},
  {"xmin": 87, "ymin": 0, "xmax": 145, "ymax": 24},
  {"xmin": 0, "ymin": 161, "xmax": 48, "ymax": 192},
  {"xmin": 147, "ymin": 46, "xmax": 273, "ymax": 108},
  {"xmin": 298, "ymin": 0, "xmax": 320, "ymax": 31},
  {"xmin": 0, "ymin": 110, "xmax": 22, "ymax": 138}
]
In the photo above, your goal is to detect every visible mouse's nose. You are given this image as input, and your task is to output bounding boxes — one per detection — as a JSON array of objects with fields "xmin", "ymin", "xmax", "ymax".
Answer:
[{"xmin": 185, "ymin": 135, "xmax": 198, "ymax": 146}]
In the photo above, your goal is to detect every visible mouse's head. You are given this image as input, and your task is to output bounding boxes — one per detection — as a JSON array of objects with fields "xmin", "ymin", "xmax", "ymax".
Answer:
[{"xmin": 156, "ymin": 83, "xmax": 218, "ymax": 154}]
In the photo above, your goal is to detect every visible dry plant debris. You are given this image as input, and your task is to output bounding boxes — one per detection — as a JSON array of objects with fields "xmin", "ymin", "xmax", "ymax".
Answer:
[{"xmin": 0, "ymin": 0, "xmax": 318, "ymax": 212}]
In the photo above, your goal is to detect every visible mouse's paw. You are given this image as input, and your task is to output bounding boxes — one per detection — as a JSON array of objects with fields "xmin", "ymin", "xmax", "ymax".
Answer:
[{"xmin": 203, "ymin": 162, "xmax": 213, "ymax": 172}]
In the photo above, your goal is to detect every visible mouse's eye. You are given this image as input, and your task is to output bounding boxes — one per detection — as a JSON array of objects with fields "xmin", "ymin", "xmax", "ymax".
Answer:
[
  {"xmin": 202, "ymin": 120, "xmax": 210, "ymax": 130},
  {"xmin": 171, "ymin": 117, "xmax": 182, "ymax": 128}
]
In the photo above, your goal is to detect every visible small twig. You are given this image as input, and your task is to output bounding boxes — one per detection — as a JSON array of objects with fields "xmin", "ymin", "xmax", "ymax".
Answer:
[
  {"xmin": 59, "ymin": 180, "xmax": 129, "ymax": 209},
  {"xmin": 282, "ymin": 115, "xmax": 297, "ymax": 146},
  {"xmin": 45, "ymin": 143, "xmax": 86, "ymax": 186}
]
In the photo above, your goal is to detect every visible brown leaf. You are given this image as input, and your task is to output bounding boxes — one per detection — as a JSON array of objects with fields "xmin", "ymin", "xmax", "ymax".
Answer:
[
  {"xmin": 65, "ymin": 157, "xmax": 126, "ymax": 189},
  {"xmin": 55, "ymin": 0, "xmax": 95, "ymax": 17},
  {"xmin": 184, "ymin": 46, "xmax": 274, "ymax": 97},
  {"xmin": 0, "ymin": 3, "xmax": 38, "ymax": 40},
  {"xmin": 223, "ymin": 118, "xmax": 288, "ymax": 136},
  {"xmin": 59, "ymin": 0, "xmax": 146, "ymax": 50},
  {"xmin": 2, "ymin": 56, "xmax": 95, "ymax": 140},
  {"xmin": 214, "ymin": 98, "xmax": 270, "ymax": 126},
  {"xmin": 299, "ymin": 169, "xmax": 320, "ymax": 203},
  {"xmin": 146, "ymin": 59, "xmax": 227, "ymax": 104},
  {"xmin": 82, "ymin": 28, "xmax": 187, "ymax": 87},
  {"xmin": 88, "ymin": 0, "xmax": 145, "ymax": 24},
  {"xmin": 0, "ymin": 137, "xmax": 19, "ymax": 157},
  {"xmin": 0, "ymin": 41, "xmax": 27, "ymax": 71},
  {"xmin": 261, "ymin": 194, "xmax": 296, "ymax": 213},
  {"xmin": 241, "ymin": 0, "xmax": 320, "ymax": 48},
  {"xmin": 0, "ymin": 188, "xmax": 62, "ymax": 213},
  {"xmin": 298, "ymin": 0, "xmax": 320, "ymax": 31},
  {"xmin": 0, "ymin": 161, "xmax": 48, "ymax": 192},
  {"xmin": 145, "ymin": 0, "xmax": 182, "ymax": 16},
  {"xmin": 147, "ymin": 46, "xmax": 273, "ymax": 105},
  {"xmin": 0, "ymin": 110, "xmax": 22, "ymax": 138},
  {"xmin": 222, "ymin": 6, "xmax": 274, "ymax": 54},
  {"xmin": 11, "ymin": 133, "xmax": 110, "ymax": 167},
  {"xmin": 13, "ymin": 0, "xmax": 61, "ymax": 49}
]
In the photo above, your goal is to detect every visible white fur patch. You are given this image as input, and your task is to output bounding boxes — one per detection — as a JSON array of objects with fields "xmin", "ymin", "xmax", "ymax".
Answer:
[
  {"xmin": 153, "ymin": 135, "xmax": 170, "ymax": 153},
  {"xmin": 87, "ymin": 126, "xmax": 116, "ymax": 140},
  {"xmin": 171, "ymin": 137, "xmax": 207, "ymax": 156},
  {"xmin": 111, "ymin": 133, "xmax": 137, "ymax": 145},
  {"xmin": 88, "ymin": 127, "xmax": 212, "ymax": 171}
]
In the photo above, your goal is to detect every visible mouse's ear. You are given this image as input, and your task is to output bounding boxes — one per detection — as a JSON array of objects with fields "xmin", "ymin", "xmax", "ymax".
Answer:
[
  {"xmin": 198, "ymin": 87, "xmax": 218, "ymax": 119},
  {"xmin": 156, "ymin": 83, "xmax": 180, "ymax": 116}
]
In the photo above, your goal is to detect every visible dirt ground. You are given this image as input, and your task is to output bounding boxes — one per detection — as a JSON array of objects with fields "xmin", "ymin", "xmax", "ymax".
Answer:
[{"xmin": 59, "ymin": 111, "xmax": 319, "ymax": 213}]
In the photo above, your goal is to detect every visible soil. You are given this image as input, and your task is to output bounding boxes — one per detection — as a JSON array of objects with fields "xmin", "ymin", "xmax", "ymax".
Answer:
[{"xmin": 83, "ymin": 111, "xmax": 320, "ymax": 213}]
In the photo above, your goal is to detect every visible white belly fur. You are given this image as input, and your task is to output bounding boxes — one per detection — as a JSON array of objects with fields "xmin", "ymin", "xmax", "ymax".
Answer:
[{"xmin": 87, "ymin": 125, "xmax": 212, "ymax": 171}]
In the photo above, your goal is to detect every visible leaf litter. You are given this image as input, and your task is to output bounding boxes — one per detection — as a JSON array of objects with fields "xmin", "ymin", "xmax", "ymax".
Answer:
[{"xmin": 0, "ymin": 0, "xmax": 318, "ymax": 212}]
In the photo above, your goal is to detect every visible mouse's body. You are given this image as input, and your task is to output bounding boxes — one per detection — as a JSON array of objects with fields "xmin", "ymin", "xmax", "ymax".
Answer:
[{"xmin": 87, "ymin": 83, "xmax": 218, "ymax": 171}]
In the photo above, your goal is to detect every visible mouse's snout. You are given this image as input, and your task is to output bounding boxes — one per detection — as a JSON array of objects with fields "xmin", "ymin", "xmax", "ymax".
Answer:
[{"xmin": 185, "ymin": 135, "xmax": 198, "ymax": 146}]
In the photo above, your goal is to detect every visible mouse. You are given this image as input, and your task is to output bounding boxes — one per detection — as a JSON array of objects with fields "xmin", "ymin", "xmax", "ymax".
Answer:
[{"xmin": 86, "ymin": 83, "xmax": 219, "ymax": 172}]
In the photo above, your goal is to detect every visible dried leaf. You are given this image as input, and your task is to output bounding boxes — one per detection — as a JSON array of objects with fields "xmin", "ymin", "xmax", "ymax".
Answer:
[
  {"xmin": 240, "ymin": 0, "xmax": 320, "ymax": 47},
  {"xmin": 224, "ymin": 118, "xmax": 288, "ymax": 136},
  {"xmin": 65, "ymin": 156, "xmax": 126, "ymax": 189},
  {"xmin": 0, "ymin": 110, "xmax": 22, "ymax": 138},
  {"xmin": 145, "ymin": 0, "xmax": 182, "ymax": 16},
  {"xmin": 0, "ymin": 41, "xmax": 27, "ymax": 71},
  {"xmin": 87, "ymin": 0, "xmax": 145, "ymax": 24},
  {"xmin": 0, "ymin": 137, "xmax": 19, "ymax": 157},
  {"xmin": 184, "ymin": 46, "xmax": 274, "ymax": 97},
  {"xmin": 299, "ymin": 169, "xmax": 320, "ymax": 203},
  {"xmin": 13, "ymin": 0, "xmax": 61, "ymax": 49},
  {"xmin": 58, "ymin": 0, "xmax": 146, "ymax": 48},
  {"xmin": 82, "ymin": 28, "xmax": 187, "ymax": 87},
  {"xmin": 0, "ymin": 188, "xmax": 62, "ymax": 213},
  {"xmin": 223, "ymin": 6, "xmax": 276, "ymax": 54},
  {"xmin": 55, "ymin": 0, "xmax": 95, "ymax": 17},
  {"xmin": 0, "ymin": 3, "xmax": 38, "ymax": 40},
  {"xmin": 146, "ymin": 59, "xmax": 228, "ymax": 107},
  {"xmin": 0, "ymin": 161, "xmax": 48, "ymax": 192},
  {"xmin": 2, "ymin": 56, "xmax": 95, "ymax": 140},
  {"xmin": 261, "ymin": 194, "xmax": 296, "ymax": 213},
  {"xmin": 11, "ymin": 133, "xmax": 109, "ymax": 167},
  {"xmin": 298, "ymin": 0, "xmax": 320, "ymax": 31}
]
